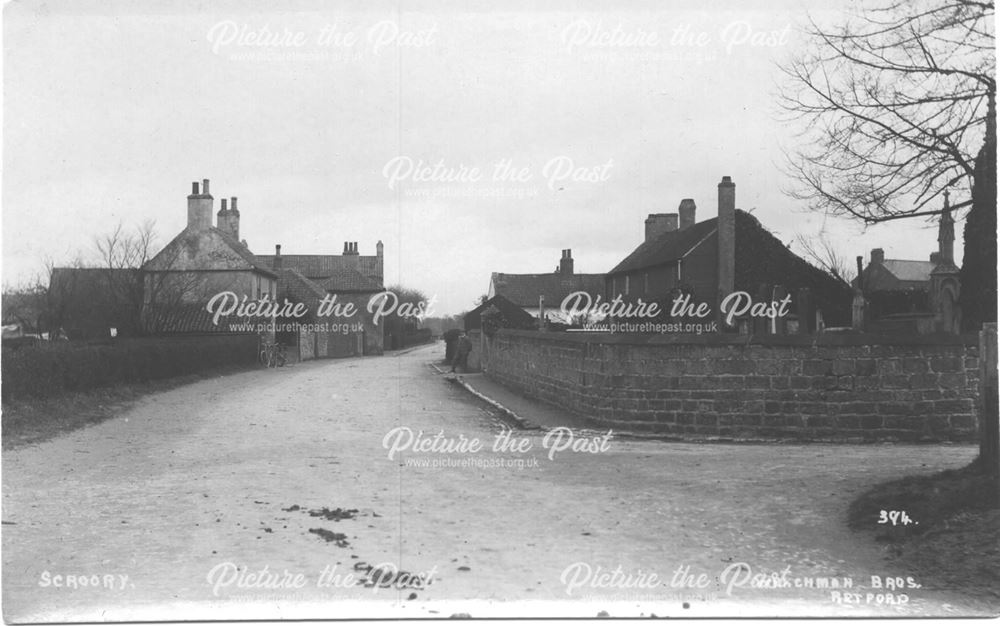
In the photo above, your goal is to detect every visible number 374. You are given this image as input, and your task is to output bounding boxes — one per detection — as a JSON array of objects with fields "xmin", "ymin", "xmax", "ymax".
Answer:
[{"xmin": 878, "ymin": 510, "xmax": 916, "ymax": 526}]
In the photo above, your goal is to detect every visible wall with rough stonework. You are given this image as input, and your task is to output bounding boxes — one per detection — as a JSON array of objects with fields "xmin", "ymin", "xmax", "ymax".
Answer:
[{"xmin": 483, "ymin": 330, "xmax": 980, "ymax": 441}]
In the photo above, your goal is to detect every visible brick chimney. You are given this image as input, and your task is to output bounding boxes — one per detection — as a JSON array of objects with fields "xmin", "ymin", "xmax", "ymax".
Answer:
[
  {"xmin": 187, "ymin": 179, "xmax": 214, "ymax": 230},
  {"xmin": 645, "ymin": 213, "xmax": 678, "ymax": 242},
  {"xmin": 559, "ymin": 249, "xmax": 574, "ymax": 275},
  {"xmin": 274, "ymin": 244, "xmax": 282, "ymax": 270},
  {"xmin": 229, "ymin": 197, "xmax": 240, "ymax": 240},
  {"xmin": 376, "ymin": 240, "xmax": 384, "ymax": 285},
  {"xmin": 871, "ymin": 248, "xmax": 885, "ymax": 265},
  {"xmin": 678, "ymin": 199, "xmax": 696, "ymax": 230},
  {"xmin": 717, "ymin": 176, "xmax": 736, "ymax": 322},
  {"xmin": 215, "ymin": 196, "xmax": 241, "ymax": 240}
]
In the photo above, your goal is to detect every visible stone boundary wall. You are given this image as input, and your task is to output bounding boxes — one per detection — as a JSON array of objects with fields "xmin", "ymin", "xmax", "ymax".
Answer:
[{"xmin": 483, "ymin": 330, "xmax": 981, "ymax": 441}]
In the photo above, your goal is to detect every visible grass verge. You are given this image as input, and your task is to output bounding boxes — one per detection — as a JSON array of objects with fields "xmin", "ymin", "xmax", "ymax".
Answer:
[
  {"xmin": 848, "ymin": 460, "xmax": 1000, "ymax": 601},
  {"xmin": 2, "ymin": 363, "xmax": 256, "ymax": 450}
]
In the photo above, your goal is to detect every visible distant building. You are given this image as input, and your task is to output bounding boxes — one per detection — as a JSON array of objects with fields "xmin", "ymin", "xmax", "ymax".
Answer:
[
  {"xmin": 859, "ymin": 248, "xmax": 935, "ymax": 292},
  {"xmin": 488, "ymin": 249, "xmax": 605, "ymax": 323},
  {"xmin": 256, "ymin": 242, "xmax": 385, "ymax": 358},
  {"xmin": 856, "ymin": 195, "xmax": 961, "ymax": 334},
  {"xmin": 606, "ymin": 177, "xmax": 852, "ymax": 331},
  {"xmin": 463, "ymin": 294, "xmax": 536, "ymax": 332}
]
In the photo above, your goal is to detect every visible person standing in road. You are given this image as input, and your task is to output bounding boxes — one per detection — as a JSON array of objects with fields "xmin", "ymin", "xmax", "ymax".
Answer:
[{"xmin": 451, "ymin": 331, "xmax": 473, "ymax": 373}]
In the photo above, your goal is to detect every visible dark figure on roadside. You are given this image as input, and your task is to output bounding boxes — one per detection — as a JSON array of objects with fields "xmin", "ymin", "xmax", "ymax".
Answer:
[{"xmin": 451, "ymin": 332, "xmax": 473, "ymax": 373}]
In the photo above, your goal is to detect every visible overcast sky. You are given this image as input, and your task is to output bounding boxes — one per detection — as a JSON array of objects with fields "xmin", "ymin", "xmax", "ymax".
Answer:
[{"xmin": 2, "ymin": 0, "xmax": 960, "ymax": 315}]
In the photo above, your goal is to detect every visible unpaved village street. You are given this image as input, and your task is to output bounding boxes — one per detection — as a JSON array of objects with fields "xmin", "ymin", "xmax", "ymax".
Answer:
[{"xmin": 1, "ymin": 343, "xmax": 992, "ymax": 620}]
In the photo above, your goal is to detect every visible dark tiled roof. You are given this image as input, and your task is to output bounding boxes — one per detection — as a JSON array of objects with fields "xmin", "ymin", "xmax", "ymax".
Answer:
[
  {"xmin": 318, "ymin": 267, "xmax": 382, "ymax": 292},
  {"xmin": 256, "ymin": 254, "xmax": 382, "ymax": 286},
  {"xmin": 276, "ymin": 268, "xmax": 327, "ymax": 306},
  {"xmin": 490, "ymin": 272, "xmax": 605, "ymax": 308},
  {"xmin": 607, "ymin": 218, "xmax": 717, "ymax": 276},
  {"xmin": 463, "ymin": 294, "xmax": 537, "ymax": 330},
  {"xmin": 142, "ymin": 304, "xmax": 257, "ymax": 334}
]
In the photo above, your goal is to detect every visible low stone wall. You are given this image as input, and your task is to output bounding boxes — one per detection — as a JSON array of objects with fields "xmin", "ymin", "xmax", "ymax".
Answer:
[{"xmin": 483, "ymin": 330, "xmax": 981, "ymax": 441}]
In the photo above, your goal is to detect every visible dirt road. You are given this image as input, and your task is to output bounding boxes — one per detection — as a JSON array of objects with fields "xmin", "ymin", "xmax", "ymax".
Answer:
[{"xmin": 2, "ymin": 343, "xmax": 993, "ymax": 620}]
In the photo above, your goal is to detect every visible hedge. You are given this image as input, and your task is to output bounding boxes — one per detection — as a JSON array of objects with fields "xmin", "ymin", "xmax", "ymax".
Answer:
[{"xmin": 1, "ymin": 335, "xmax": 257, "ymax": 401}]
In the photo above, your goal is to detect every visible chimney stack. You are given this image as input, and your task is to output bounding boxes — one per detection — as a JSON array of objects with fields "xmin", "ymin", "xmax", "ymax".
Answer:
[
  {"xmin": 187, "ymin": 178, "xmax": 213, "ymax": 231},
  {"xmin": 228, "ymin": 197, "xmax": 240, "ymax": 240},
  {"xmin": 215, "ymin": 195, "xmax": 240, "ymax": 240},
  {"xmin": 559, "ymin": 249, "xmax": 574, "ymax": 275},
  {"xmin": 644, "ymin": 213, "xmax": 678, "ymax": 242},
  {"xmin": 717, "ymin": 176, "xmax": 736, "ymax": 323},
  {"xmin": 871, "ymin": 248, "xmax": 885, "ymax": 265},
  {"xmin": 274, "ymin": 244, "xmax": 282, "ymax": 270},
  {"xmin": 678, "ymin": 199, "xmax": 696, "ymax": 230}
]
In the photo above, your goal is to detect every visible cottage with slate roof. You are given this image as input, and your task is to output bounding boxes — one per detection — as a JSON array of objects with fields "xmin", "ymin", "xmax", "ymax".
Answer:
[
  {"xmin": 606, "ymin": 176, "xmax": 852, "ymax": 331},
  {"xmin": 488, "ymin": 249, "xmax": 605, "ymax": 323}
]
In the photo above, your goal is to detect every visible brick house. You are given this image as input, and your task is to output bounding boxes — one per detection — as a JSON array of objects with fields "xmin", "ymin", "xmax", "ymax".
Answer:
[
  {"xmin": 605, "ymin": 176, "xmax": 852, "ymax": 331},
  {"xmin": 141, "ymin": 179, "xmax": 385, "ymax": 358},
  {"xmin": 488, "ymin": 250, "xmax": 605, "ymax": 323}
]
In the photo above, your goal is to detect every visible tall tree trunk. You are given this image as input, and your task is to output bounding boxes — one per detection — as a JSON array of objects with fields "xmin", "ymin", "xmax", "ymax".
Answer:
[{"xmin": 960, "ymin": 92, "xmax": 997, "ymax": 332}]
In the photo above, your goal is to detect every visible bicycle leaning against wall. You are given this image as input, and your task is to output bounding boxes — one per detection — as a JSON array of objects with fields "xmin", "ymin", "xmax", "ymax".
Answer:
[{"xmin": 258, "ymin": 336, "xmax": 287, "ymax": 368}]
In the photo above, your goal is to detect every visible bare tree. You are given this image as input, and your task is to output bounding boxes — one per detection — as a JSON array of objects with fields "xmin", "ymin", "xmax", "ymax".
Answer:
[
  {"xmin": 778, "ymin": 0, "xmax": 995, "ymax": 223},
  {"xmin": 93, "ymin": 220, "xmax": 158, "ymax": 335},
  {"xmin": 794, "ymin": 231, "xmax": 855, "ymax": 288}
]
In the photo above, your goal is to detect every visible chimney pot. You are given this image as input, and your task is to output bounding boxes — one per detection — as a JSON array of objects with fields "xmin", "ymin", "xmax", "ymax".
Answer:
[
  {"xmin": 871, "ymin": 248, "xmax": 885, "ymax": 264},
  {"xmin": 202, "ymin": 179, "xmax": 210, "ymax": 196},
  {"xmin": 220, "ymin": 199, "xmax": 228, "ymax": 211},
  {"xmin": 276, "ymin": 244, "xmax": 282, "ymax": 255},
  {"xmin": 231, "ymin": 197, "xmax": 238, "ymax": 212},
  {"xmin": 191, "ymin": 182, "xmax": 199, "ymax": 195}
]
